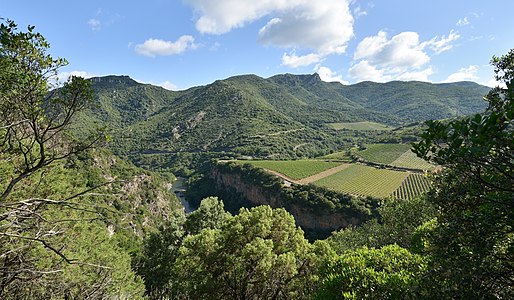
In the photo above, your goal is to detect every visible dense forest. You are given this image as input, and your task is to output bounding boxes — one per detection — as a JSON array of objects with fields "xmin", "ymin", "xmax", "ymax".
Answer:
[{"xmin": 1, "ymin": 19, "xmax": 513, "ymax": 299}]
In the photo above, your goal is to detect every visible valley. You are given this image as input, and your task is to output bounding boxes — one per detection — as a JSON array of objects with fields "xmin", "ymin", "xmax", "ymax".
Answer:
[
  {"xmin": 75, "ymin": 74, "xmax": 486, "ymax": 222},
  {"xmin": 2, "ymin": 11, "xmax": 513, "ymax": 299}
]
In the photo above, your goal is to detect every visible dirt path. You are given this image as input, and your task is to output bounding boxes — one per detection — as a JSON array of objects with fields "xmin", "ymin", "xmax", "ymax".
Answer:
[
  {"xmin": 263, "ymin": 169, "xmax": 301, "ymax": 185},
  {"xmin": 217, "ymin": 160, "xmax": 351, "ymax": 186},
  {"xmin": 298, "ymin": 163, "xmax": 350, "ymax": 184},
  {"xmin": 293, "ymin": 143, "xmax": 307, "ymax": 151}
]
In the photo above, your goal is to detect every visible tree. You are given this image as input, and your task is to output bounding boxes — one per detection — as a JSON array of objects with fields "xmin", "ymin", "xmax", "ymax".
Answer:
[
  {"xmin": 0, "ymin": 19, "xmax": 101, "ymax": 200},
  {"xmin": 184, "ymin": 196, "xmax": 231, "ymax": 235},
  {"xmin": 329, "ymin": 196, "xmax": 436, "ymax": 253},
  {"xmin": 413, "ymin": 49, "xmax": 514, "ymax": 298},
  {"xmin": 171, "ymin": 206, "xmax": 330, "ymax": 300},
  {"xmin": 0, "ymin": 19, "xmax": 129, "ymax": 298},
  {"xmin": 315, "ymin": 245, "xmax": 426, "ymax": 300},
  {"xmin": 136, "ymin": 197, "xmax": 230, "ymax": 298}
]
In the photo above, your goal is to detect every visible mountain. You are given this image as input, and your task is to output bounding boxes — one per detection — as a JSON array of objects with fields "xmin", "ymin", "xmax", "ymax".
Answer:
[{"xmin": 76, "ymin": 74, "xmax": 490, "ymax": 160}]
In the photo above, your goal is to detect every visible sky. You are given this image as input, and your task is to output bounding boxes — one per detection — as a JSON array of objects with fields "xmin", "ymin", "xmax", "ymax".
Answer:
[{"xmin": 3, "ymin": 0, "xmax": 513, "ymax": 90}]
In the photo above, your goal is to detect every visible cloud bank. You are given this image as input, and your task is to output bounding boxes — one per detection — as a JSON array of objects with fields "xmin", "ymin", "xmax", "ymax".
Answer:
[
  {"xmin": 135, "ymin": 36, "xmax": 197, "ymax": 57},
  {"xmin": 185, "ymin": 0, "xmax": 354, "ymax": 66},
  {"xmin": 350, "ymin": 30, "xmax": 459, "ymax": 82}
]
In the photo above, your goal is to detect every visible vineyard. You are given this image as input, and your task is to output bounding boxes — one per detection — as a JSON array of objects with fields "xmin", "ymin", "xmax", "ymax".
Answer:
[
  {"xmin": 234, "ymin": 159, "xmax": 341, "ymax": 180},
  {"xmin": 232, "ymin": 154, "xmax": 434, "ymax": 199},
  {"xmin": 390, "ymin": 150, "xmax": 434, "ymax": 170},
  {"xmin": 327, "ymin": 121, "xmax": 392, "ymax": 131},
  {"xmin": 392, "ymin": 173, "xmax": 432, "ymax": 200},
  {"xmin": 313, "ymin": 164, "xmax": 409, "ymax": 198},
  {"xmin": 357, "ymin": 143, "xmax": 412, "ymax": 164}
]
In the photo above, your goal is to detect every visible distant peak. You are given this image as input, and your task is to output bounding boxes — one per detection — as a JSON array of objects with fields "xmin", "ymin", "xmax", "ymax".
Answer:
[{"xmin": 308, "ymin": 72, "xmax": 321, "ymax": 82}]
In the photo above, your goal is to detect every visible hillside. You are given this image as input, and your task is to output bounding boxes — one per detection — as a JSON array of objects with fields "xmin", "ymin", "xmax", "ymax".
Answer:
[{"xmin": 77, "ymin": 74, "xmax": 489, "ymax": 162}]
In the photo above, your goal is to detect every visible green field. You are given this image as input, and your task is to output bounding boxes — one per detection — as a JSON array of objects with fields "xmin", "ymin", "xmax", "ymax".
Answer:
[
  {"xmin": 392, "ymin": 173, "xmax": 432, "ymax": 200},
  {"xmin": 390, "ymin": 150, "xmax": 434, "ymax": 170},
  {"xmin": 327, "ymin": 121, "xmax": 392, "ymax": 131},
  {"xmin": 235, "ymin": 160, "xmax": 341, "ymax": 180},
  {"xmin": 313, "ymin": 164, "xmax": 409, "ymax": 198},
  {"xmin": 321, "ymin": 150, "xmax": 352, "ymax": 160},
  {"xmin": 357, "ymin": 143, "xmax": 412, "ymax": 165}
]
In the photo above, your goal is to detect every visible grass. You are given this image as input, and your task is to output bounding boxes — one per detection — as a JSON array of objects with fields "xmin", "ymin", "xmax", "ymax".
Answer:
[
  {"xmin": 357, "ymin": 144, "xmax": 412, "ymax": 165},
  {"xmin": 234, "ymin": 159, "xmax": 341, "ymax": 180},
  {"xmin": 327, "ymin": 122, "xmax": 392, "ymax": 131},
  {"xmin": 390, "ymin": 150, "xmax": 434, "ymax": 170},
  {"xmin": 313, "ymin": 164, "xmax": 409, "ymax": 198}
]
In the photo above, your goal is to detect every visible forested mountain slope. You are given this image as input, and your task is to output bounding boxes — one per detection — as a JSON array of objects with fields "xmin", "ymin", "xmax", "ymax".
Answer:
[{"xmin": 78, "ymin": 74, "xmax": 489, "ymax": 159}]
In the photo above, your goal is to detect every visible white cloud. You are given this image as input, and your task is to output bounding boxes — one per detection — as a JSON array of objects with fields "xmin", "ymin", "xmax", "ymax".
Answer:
[
  {"xmin": 50, "ymin": 70, "xmax": 98, "ymax": 88},
  {"xmin": 395, "ymin": 67, "xmax": 434, "ymax": 81},
  {"xmin": 315, "ymin": 65, "xmax": 349, "ymax": 85},
  {"xmin": 351, "ymin": 30, "xmax": 460, "ymax": 82},
  {"xmin": 156, "ymin": 81, "xmax": 178, "ymax": 90},
  {"xmin": 484, "ymin": 78, "xmax": 506, "ymax": 89},
  {"xmin": 348, "ymin": 60, "xmax": 391, "ymax": 82},
  {"xmin": 354, "ymin": 31, "xmax": 430, "ymax": 70},
  {"xmin": 424, "ymin": 31, "xmax": 460, "ymax": 54},
  {"xmin": 456, "ymin": 13, "xmax": 480, "ymax": 27},
  {"xmin": 57, "ymin": 70, "xmax": 97, "ymax": 81},
  {"xmin": 444, "ymin": 65, "xmax": 479, "ymax": 82},
  {"xmin": 353, "ymin": 6, "xmax": 367, "ymax": 18},
  {"xmin": 135, "ymin": 36, "xmax": 197, "ymax": 57},
  {"xmin": 456, "ymin": 17, "xmax": 469, "ymax": 27},
  {"xmin": 88, "ymin": 18, "xmax": 101, "ymax": 31},
  {"xmin": 281, "ymin": 52, "xmax": 321, "ymax": 68},
  {"xmin": 185, "ymin": 0, "xmax": 354, "ymax": 56}
]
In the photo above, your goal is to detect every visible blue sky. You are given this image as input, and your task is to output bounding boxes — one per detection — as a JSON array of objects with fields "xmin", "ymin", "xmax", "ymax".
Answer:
[{"xmin": 3, "ymin": 0, "xmax": 513, "ymax": 90}]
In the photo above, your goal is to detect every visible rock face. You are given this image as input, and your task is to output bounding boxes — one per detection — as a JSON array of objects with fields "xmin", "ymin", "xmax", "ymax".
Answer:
[{"xmin": 210, "ymin": 166, "xmax": 366, "ymax": 239}]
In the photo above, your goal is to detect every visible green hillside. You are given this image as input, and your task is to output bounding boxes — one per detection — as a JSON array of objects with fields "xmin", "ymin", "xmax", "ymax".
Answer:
[
  {"xmin": 330, "ymin": 80, "xmax": 489, "ymax": 121},
  {"xmin": 76, "ymin": 73, "xmax": 489, "ymax": 166}
]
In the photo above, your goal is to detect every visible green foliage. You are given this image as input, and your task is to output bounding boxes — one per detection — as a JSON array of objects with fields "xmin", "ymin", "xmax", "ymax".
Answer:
[
  {"xmin": 136, "ymin": 197, "xmax": 230, "ymax": 298},
  {"xmin": 413, "ymin": 49, "xmax": 514, "ymax": 298},
  {"xmin": 172, "ymin": 206, "xmax": 328, "ymax": 300},
  {"xmin": 136, "ymin": 210, "xmax": 186, "ymax": 298},
  {"xmin": 328, "ymin": 197, "xmax": 437, "ymax": 252},
  {"xmin": 184, "ymin": 196, "xmax": 231, "ymax": 235},
  {"xmin": 0, "ymin": 20, "xmax": 180, "ymax": 298},
  {"xmin": 234, "ymin": 159, "xmax": 341, "ymax": 180},
  {"xmin": 330, "ymin": 79, "xmax": 489, "ymax": 122},
  {"xmin": 315, "ymin": 245, "xmax": 427, "ymax": 300}
]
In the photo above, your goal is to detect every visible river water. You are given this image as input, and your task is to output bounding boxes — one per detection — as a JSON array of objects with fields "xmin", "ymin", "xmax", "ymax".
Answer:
[{"xmin": 171, "ymin": 177, "xmax": 194, "ymax": 213}]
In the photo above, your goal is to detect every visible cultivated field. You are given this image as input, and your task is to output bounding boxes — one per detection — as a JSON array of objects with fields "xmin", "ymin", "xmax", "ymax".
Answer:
[
  {"xmin": 327, "ymin": 121, "xmax": 392, "ymax": 131},
  {"xmin": 313, "ymin": 164, "xmax": 409, "ymax": 198},
  {"xmin": 234, "ymin": 159, "xmax": 341, "ymax": 180},
  {"xmin": 357, "ymin": 143, "xmax": 434, "ymax": 170},
  {"xmin": 357, "ymin": 143, "xmax": 412, "ymax": 164},
  {"xmin": 234, "ymin": 155, "xmax": 433, "ymax": 199},
  {"xmin": 390, "ymin": 150, "xmax": 434, "ymax": 170},
  {"xmin": 392, "ymin": 173, "xmax": 432, "ymax": 200}
]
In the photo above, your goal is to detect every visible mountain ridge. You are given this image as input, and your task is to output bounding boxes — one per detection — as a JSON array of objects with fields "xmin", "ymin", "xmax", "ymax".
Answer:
[{"xmin": 76, "ymin": 73, "xmax": 490, "ymax": 160}]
